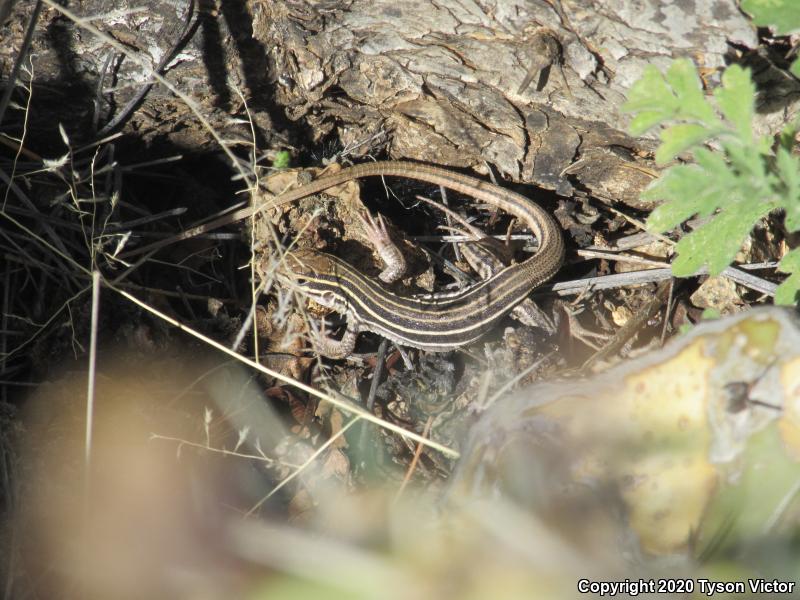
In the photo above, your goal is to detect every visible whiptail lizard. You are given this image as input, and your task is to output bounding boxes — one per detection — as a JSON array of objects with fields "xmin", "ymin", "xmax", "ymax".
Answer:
[{"xmin": 125, "ymin": 161, "xmax": 565, "ymax": 356}]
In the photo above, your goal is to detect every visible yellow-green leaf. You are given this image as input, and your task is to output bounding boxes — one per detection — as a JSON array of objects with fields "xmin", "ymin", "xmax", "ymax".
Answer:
[
  {"xmin": 741, "ymin": 0, "xmax": 800, "ymax": 35},
  {"xmin": 655, "ymin": 123, "xmax": 712, "ymax": 164},
  {"xmin": 714, "ymin": 66, "xmax": 754, "ymax": 143}
]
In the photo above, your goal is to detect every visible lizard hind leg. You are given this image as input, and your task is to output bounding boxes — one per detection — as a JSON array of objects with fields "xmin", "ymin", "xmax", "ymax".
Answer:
[{"xmin": 357, "ymin": 211, "xmax": 407, "ymax": 284}]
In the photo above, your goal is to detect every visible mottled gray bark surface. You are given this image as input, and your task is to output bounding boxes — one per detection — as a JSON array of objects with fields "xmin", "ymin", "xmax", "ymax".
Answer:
[
  {"xmin": 254, "ymin": 0, "xmax": 759, "ymax": 203},
  {"xmin": 4, "ymin": 0, "xmax": 795, "ymax": 208}
]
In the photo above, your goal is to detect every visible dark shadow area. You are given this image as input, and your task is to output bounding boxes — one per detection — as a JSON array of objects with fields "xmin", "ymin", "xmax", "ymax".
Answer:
[
  {"xmin": 727, "ymin": 36, "xmax": 800, "ymax": 116},
  {"xmin": 0, "ymin": 0, "xmax": 295, "ymax": 404},
  {"xmin": 24, "ymin": 14, "xmax": 97, "ymax": 145},
  {"xmin": 198, "ymin": 0, "xmax": 231, "ymax": 111},
  {"xmin": 219, "ymin": 0, "xmax": 307, "ymax": 145}
]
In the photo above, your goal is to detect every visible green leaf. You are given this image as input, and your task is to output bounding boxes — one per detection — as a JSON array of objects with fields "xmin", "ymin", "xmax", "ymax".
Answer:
[
  {"xmin": 694, "ymin": 146, "xmax": 739, "ymax": 181},
  {"xmin": 723, "ymin": 140, "xmax": 770, "ymax": 184},
  {"xmin": 714, "ymin": 65, "xmax": 754, "ymax": 143},
  {"xmin": 624, "ymin": 60, "xmax": 721, "ymax": 137},
  {"xmin": 645, "ymin": 167, "xmax": 717, "ymax": 231},
  {"xmin": 655, "ymin": 123, "xmax": 715, "ymax": 164},
  {"xmin": 664, "ymin": 59, "xmax": 719, "ymax": 127},
  {"xmin": 741, "ymin": 0, "xmax": 800, "ymax": 35},
  {"xmin": 775, "ymin": 248, "xmax": 800, "ymax": 305},
  {"xmin": 670, "ymin": 202, "xmax": 772, "ymax": 276},
  {"xmin": 775, "ymin": 274, "xmax": 800, "ymax": 306},
  {"xmin": 623, "ymin": 65, "xmax": 679, "ymax": 134},
  {"xmin": 273, "ymin": 151, "xmax": 291, "ymax": 169},
  {"xmin": 629, "ymin": 110, "xmax": 671, "ymax": 136},
  {"xmin": 777, "ymin": 247, "xmax": 800, "ymax": 275},
  {"xmin": 777, "ymin": 147, "xmax": 800, "ymax": 231},
  {"xmin": 779, "ymin": 122, "xmax": 799, "ymax": 152},
  {"xmin": 645, "ymin": 149, "xmax": 743, "ymax": 232},
  {"xmin": 625, "ymin": 59, "xmax": 795, "ymax": 283}
]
